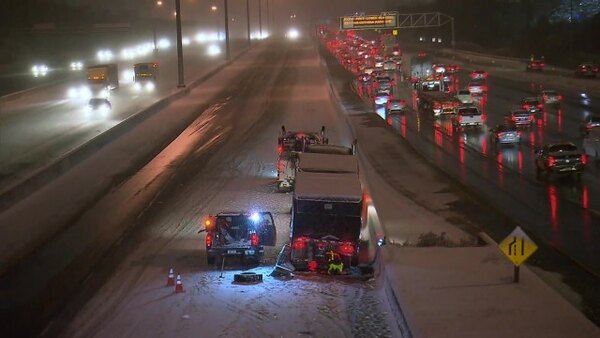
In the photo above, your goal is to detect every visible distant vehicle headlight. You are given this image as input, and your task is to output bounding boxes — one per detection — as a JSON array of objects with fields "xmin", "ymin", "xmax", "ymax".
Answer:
[
  {"xmin": 31, "ymin": 64, "xmax": 49, "ymax": 77},
  {"xmin": 133, "ymin": 83, "xmax": 142, "ymax": 91},
  {"xmin": 286, "ymin": 28, "xmax": 299, "ymax": 40},
  {"xmin": 207, "ymin": 44, "xmax": 221, "ymax": 56},
  {"xmin": 145, "ymin": 82, "xmax": 155, "ymax": 91}
]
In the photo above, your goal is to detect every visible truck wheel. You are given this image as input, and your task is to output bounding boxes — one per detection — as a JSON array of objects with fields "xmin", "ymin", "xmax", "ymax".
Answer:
[{"xmin": 233, "ymin": 272, "xmax": 263, "ymax": 283}]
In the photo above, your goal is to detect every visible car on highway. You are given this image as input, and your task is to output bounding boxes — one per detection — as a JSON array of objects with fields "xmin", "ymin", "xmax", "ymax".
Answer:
[
  {"xmin": 470, "ymin": 70, "xmax": 488, "ymax": 80},
  {"xmin": 583, "ymin": 129, "xmax": 600, "ymax": 163},
  {"xmin": 85, "ymin": 98, "xmax": 112, "ymax": 116},
  {"xmin": 535, "ymin": 143, "xmax": 586, "ymax": 179},
  {"xmin": 574, "ymin": 63, "xmax": 598, "ymax": 78},
  {"xmin": 490, "ymin": 124, "xmax": 521, "ymax": 146},
  {"xmin": 363, "ymin": 67, "xmax": 374, "ymax": 75},
  {"xmin": 452, "ymin": 104, "xmax": 483, "ymax": 130},
  {"xmin": 383, "ymin": 60, "xmax": 396, "ymax": 71},
  {"xmin": 374, "ymin": 91, "xmax": 392, "ymax": 106},
  {"xmin": 385, "ymin": 99, "xmax": 407, "ymax": 114},
  {"xmin": 445, "ymin": 64, "xmax": 460, "ymax": 74},
  {"xmin": 357, "ymin": 73, "xmax": 372, "ymax": 83},
  {"xmin": 521, "ymin": 97, "xmax": 543, "ymax": 113},
  {"xmin": 374, "ymin": 77, "xmax": 392, "ymax": 92},
  {"xmin": 202, "ymin": 212, "xmax": 276, "ymax": 265},
  {"xmin": 467, "ymin": 79, "xmax": 487, "ymax": 95},
  {"xmin": 432, "ymin": 64, "xmax": 445, "ymax": 74},
  {"xmin": 374, "ymin": 56, "xmax": 385, "ymax": 68},
  {"xmin": 390, "ymin": 56, "xmax": 402, "ymax": 67},
  {"xmin": 456, "ymin": 89, "xmax": 473, "ymax": 104},
  {"xmin": 505, "ymin": 109, "xmax": 535, "ymax": 127},
  {"xmin": 538, "ymin": 90, "xmax": 563, "ymax": 105},
  {"xmin": 580, "ymin": 115, "xmax": 600, "ymax": 136},
  {"xmin": 526, "ymin": 60, "xmax": 545, "ymax": 72}
]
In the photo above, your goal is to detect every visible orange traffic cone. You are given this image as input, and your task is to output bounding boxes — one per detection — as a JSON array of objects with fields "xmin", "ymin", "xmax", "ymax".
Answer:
[
  {"xmin": 166, "ymin": 268, "xmax": 175, "ymax": 286},
  {"xmin": 175, "ymin": 274, "xmax": 185, "ymax": 293}
]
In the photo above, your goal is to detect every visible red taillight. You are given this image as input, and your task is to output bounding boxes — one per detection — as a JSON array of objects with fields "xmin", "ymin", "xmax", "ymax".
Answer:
[
  {"xmin": 250, "ymin": 233, "xmax": 259, "ymax": 247},
  {"xmin": 530, "ymin": 114, "xmax": 535, "ymax": 121},
  {"xmin": 512, "ymin": 116, "xmax": 517, "ymax": 122},
  {"xmin": 522, "ymin": 104, "xmax": 528, "ymax": 110},
  {"xmin": 458, "ymin": 115, "xmax": 463, "ymax": 123},
  {"xmin": 292, "ymin": 237, "xmax": 308, "ymax": 250},
  {"xmin": 540, "ymin": 63, "xmax": 545, "ymax": 68},
  {"xmin": 548, "ymin": 156, "xmax": 555, "ymax": 167},
  {"xmin": 277, "ymin": 144, "xmax": 283, "ymax": 154},
  {"xmin": 558, "ymin": 95, "xmax": 563, "ymax": 101},
  {"xmin": 338, "ymin": 242, "xmax": 355, "ymax": 256},
  {"xmin": 481, "ymin": 114, "xmax": 487, "ymax": 123},
  {"xmin": 277, "ymin": 160, "xmax": 284, "ymax": 173},
  {"xmin": 537, "ymin": 104, "xmax": 543, "ymax": 109},
  {"xmin": 206, "ymin": 233, "xmax": 213, "ymax": 249},
  {"xmin": 581, "ymin": 154, "xmax": 587, "ymax": 165},
  {"xmin": 433, "ymin": 102, "xmax": 442, "ymax": 109},
  {"xmin": 544, "ymin": 95, "xmax": 548, "ymax": 101}
]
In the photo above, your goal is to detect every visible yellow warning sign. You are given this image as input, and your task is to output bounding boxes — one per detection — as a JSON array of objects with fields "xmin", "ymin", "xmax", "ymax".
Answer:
[
  {"xmin": 498, "ymin": 226, "xmax": 537, "ymax": 266},
  {"xmin": 392, "ymin": 29, "xmax": 398, "ymax": 36}
]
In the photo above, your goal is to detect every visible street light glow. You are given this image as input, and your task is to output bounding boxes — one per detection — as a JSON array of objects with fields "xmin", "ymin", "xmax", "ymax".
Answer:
[{"xmin": 211, "ymin": 5, "xmax": 217, "ymax": 11}]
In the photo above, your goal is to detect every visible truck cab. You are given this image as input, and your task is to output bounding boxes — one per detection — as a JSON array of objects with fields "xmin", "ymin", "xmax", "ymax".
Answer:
[{"xmin": 133, "ymin": 62, "xmax": 159, "ymax": 92}]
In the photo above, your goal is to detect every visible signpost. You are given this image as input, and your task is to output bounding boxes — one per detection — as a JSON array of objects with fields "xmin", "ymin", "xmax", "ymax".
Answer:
[
  {"xmin": 340, "ymin": 14, "xmax": 399, "ymax": 30},
  {"xmin": 498, "ymin": 226, "xmax": 538, "ymax": 283}
]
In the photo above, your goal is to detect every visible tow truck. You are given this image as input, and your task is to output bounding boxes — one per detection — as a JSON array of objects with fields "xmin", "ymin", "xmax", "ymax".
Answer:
[{"xmin": 276, "ymin": 125, "xmax": 327, "ymax": 192}]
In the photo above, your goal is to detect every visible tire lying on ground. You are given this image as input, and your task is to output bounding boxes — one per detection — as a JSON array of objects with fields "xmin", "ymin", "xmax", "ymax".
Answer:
[{"xmin": 234, "ymin": 272, "xmax": 263, "ymax": 283}]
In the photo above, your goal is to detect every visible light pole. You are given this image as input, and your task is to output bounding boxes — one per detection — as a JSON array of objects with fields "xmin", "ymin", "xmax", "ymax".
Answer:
[
  {"xmin": 246, "ymin": 0, "xmax": 251, "ymax": 46},
  {"xmin": 211, "ymin": 5, "xmax": 219, "ymax": 42},
  {"xmin": 266, "ymin": 0, "xmax": 270, "ymax": 37},
  {"xmin": 224, "ymin": 0, "xmax": 230, "ymax": 61},
  {"xmin": 258, "ymin": 0, "xmax": 262, "ymax": 39},
  {"xmin": 175, "ymin": 0, "xmax": 185, "ymax": 88}
]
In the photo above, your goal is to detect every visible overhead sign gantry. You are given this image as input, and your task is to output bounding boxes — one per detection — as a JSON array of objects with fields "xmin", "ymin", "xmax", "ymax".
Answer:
[
  {"xmin": 339, "ymin": 11, "xmax": 455, "ymax": 47},
  {"xmin": 340, "ymin": 13, "xmax": 399, "ymax": 30}
]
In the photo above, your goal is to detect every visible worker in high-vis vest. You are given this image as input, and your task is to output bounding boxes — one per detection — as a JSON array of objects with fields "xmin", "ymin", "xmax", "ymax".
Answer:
[{"xmin": 327, "ymin": 250, "xmax": 343, "ymax": 274}]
